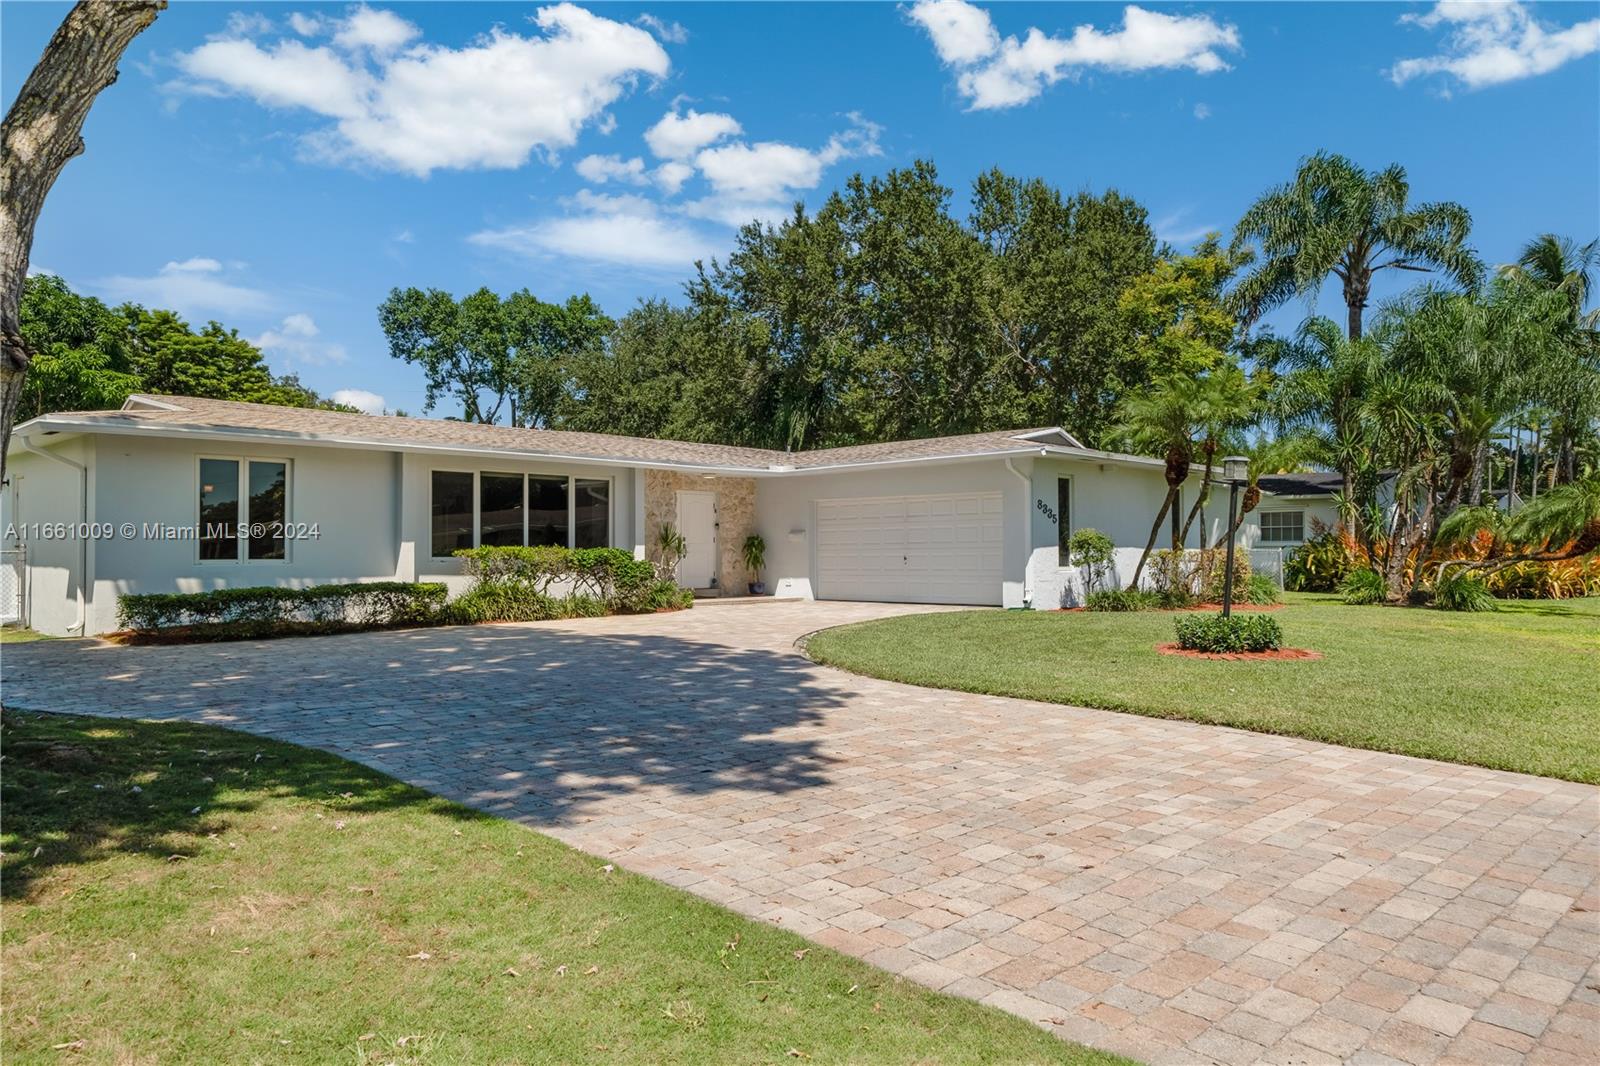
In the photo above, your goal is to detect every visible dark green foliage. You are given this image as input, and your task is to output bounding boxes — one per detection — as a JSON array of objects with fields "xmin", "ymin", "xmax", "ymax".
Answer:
[
  {"xmin": 1434, "ymin": 572, "xmax": 1497, "ymax": 612},
  {"xmin": 1287, "ymin": 529, "xmax": 1360, "ymax": 592},
  {"xmin": 1244, "ymin": 575, "xmax": 1282, "ymax": 605},
  {"xmin": 1084, "ymin": 588, "xmax": 1155, "ymax": 612},
  {"xmin": 1067, "ymin": 528, "xmax": 1116, "ymax": 595},
  {"xmin": 18, "ymin": 274, "xmax": 353, "ymax": 418},
  {"xmin": 116, "ymin": 582, "xmax": 448, "ymax": 640},
  {"xmin": 451, "ymin": 546, "xmax": 690, "ymax": 621},
  {"xmin": 1173, "ymin": 613, "xmax": 1284, "ymax": 653},
  {"xmin": 1340, "ymin": 569, "xmax": 1387, "ymax": 605}
]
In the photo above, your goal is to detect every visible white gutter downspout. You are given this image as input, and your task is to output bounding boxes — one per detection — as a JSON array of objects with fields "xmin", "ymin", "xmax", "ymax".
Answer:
[
  {"xmin": 16, "ymin": 434, "xmax": 88, "ymax": 634},
  {"xmin": 1004, "ymin": 458, "xmax": 1033, "ymax": 608}
]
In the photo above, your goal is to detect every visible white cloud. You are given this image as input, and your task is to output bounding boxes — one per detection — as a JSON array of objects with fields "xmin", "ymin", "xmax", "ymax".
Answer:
[
  {"xmin": 652, "ymin": 160, "xmax": 695, "ymax": 194},
  {"xmin": 679, "ymin": 196, "xmax": 792, "ymax": 230},
  {"xmin": 1193, "ymin": 101, "xmax": 1211, "ymax": 119},
  {"xmin": 96, "ymin": 258, "xmax": 272, "ymax": 318},
  {"xmin": 287, "ymin": 12, "xmax": 325, "ymax": 36},
  {"xmin": 1390, "ymin": 1, "xmax": 1600, "ymax": 90},
  {"xmin": 174, "ymin": 3, "xmax": 670, "ymax": 176},
  {"xmin": 644, "ymin": 106, "xmax": 742, "ymax": 160},
  {"xmin": 331, "ymin": 388, "xmax": 387, "ymax": 414},
  {"xmin": 907, "ymin": 0, "xmax": 999, "ymax": 65},
  {"xmin": 252, "ymin": 312, "xmax": 348, "ymax": 365},
  {"xmin": 907, "ymin": 1, "xmax": 1241, "ymax": 110},
  {"xmin": 635, "ymin": 13, "xmax": 688, "ymax": 44},
  {"xmin": 575, "ymin": 152, "xmax": 651, "ymax": 185},
  {"xmin": 332, "ymin": 4, "xmax": 419, "ymax": 54},
  {"xmin": 693, "ymin": 115, "xmax": 881, "ymax": 201},
  {"xmin": 469, "ymin": 189, "xmax": 723, "ymax": 270}
]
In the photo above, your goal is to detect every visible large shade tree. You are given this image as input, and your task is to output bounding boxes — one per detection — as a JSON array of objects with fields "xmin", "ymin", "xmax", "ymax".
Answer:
[
  {"xmin": 1231, "ymin": 151, "xmax": 1482, "ymax": 340},
  {"xmin": 1, "ymin": 0, "xmax": 165, "ymax": 484}
]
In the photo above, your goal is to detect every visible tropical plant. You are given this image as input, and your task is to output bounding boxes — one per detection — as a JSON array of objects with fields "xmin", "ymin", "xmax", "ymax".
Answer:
[
  {"xmin": 1117, "ymin": 375, "xmax": 1209, "ymax": 586},
  {"xmin": 1285, "ymin": 525, "xmax": 1360, "ymax": 592},
  {"xmin": 1231, "ymin": 151, "xmax": 1481, "ymax": 340},
  {"xmin": 1084, "ymin": 588, "xmax": 1154, "ymax": 612},
  {"xmin": 1244, "ymin": 574, "xmax": 1282, "ymax": 605},
  {"xmin": 1434, "ymin": 572, "xmax": 1497, "ymax": 613},
  {"xmin": 741, "ymin": 534, "xmax": 766, "ymax": 584},
  {"xmin": 1339, "ymin": 568, "xmax": 1387, "ymax": 605},
  {"xmin": 654, "ymin": 525, "xmax": 688, "ymax": 582}
]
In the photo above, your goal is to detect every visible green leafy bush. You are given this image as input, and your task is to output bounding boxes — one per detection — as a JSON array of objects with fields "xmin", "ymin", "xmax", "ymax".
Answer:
[
  {"xmin": 1286, "ymin": 526, "xmax": 1360, "ymax": 592},
  {"xmin": 1084, "ymin": 588, "xmax": 1154, "ymax": 612},
  {"xmin": 1340, "ymin": 568, "xmax": 1387, "ymax": 605},
  {"xmin": 1434, "ymin": 572, "xmax": 1497, "ymax": 613},
  {"xmin": 453, "ymin": 545, "xmax": 690, "ymax": 621},
  {"xmin": 1173, "ymin": 612, "xmax": 1284, "ymax": 653},
  {"xmin": 1067, "ymin": 528, "xmax": 1116, "ymax": 596},
  {"xmin": 117, "ymin": 582, "xmax": 449, "ymax": 640},
  {"xmin": 1244, "ymin": 574, "xmax": 1281, "ymax": 605}
]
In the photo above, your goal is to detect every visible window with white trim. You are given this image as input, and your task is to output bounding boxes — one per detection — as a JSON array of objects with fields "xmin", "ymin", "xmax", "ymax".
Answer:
[
  {"xmin": 198, "ymin": 457, "xmax": 290, "ymax": 562},
  {"xmin": 429, "ymin": 471, "xmax": 610, "ymax": 557},
  {"xmin": 1056, "ymin": 477, "xmax": 1072, "ymax": 566},
  {"xmin": 1259, "ymin": 510, "xmax": 1305, "ymax": 544}
]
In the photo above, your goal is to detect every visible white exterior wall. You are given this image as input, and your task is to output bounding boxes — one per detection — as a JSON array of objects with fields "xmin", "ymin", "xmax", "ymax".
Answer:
[
  {"xmin": 755, "ymin": 458, "xmax": 1032, "ymax": 608},
  {"xmin": 88, "ymin": 435, "xmax": 404, "ymax": 634},
  {"xmin": 1026, "ymin": 457, "xmax": 1234, "ymax": 608},
  {"xmin": 3, "ymin": 439, "xmax": 91, "ymax": 635}
]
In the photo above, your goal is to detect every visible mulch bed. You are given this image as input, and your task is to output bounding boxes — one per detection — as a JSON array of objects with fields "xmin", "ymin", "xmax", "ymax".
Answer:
[{"xmin": 1155, "ymin": 642, "xmax": 1322, "ymax": 662}]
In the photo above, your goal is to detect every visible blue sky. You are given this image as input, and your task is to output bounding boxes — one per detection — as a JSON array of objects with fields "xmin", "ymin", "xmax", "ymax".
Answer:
[{"xmin": 4, "ymin": 1, "xmax": 1597, "ymax": 417}]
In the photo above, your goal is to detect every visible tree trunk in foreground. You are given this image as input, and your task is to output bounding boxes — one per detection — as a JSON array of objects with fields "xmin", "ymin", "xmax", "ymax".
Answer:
[
  {"xmin": 1129, "ymin": 488, "xmax": 1176, "ymax": 590},
  {"xmin": 1, "ymin": 0, "xmax": 164, "ymax": 485}
]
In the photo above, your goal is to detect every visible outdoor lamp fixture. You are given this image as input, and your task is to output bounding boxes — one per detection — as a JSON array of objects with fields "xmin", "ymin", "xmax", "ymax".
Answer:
[{"xmin": 1220, "ymin": 456, "xmax": 1250, "ymax": 618}]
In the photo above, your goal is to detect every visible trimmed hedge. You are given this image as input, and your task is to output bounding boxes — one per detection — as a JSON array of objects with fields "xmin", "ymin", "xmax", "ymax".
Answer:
[
  {"xmin": 451, "ymin": 546, "xmax": 693, "ymax": 622},
  {"xmin": 1173, "ymin": 612, "xmax": 1283, "ymax": 653},
  {"xmin": 117, "ymin": 581, "xmax": 448, "ymax": 640}
]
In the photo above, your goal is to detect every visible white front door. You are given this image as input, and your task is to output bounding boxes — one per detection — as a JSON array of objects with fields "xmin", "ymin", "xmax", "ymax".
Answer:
[
  {"xmin": 815, "ymin": 492, "xmax": 1003, "ymax": 605},
  {"xmin": 675, "ymin": 490, "xmax": 718, "ymax": 588}
]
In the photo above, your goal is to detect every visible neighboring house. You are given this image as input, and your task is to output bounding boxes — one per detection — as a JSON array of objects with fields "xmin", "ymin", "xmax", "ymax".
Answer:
[
  {"xmin": 5, "ymin": 395, "xmax": 1266, "ymax": 635},
  {"xmin": 1252, "ymin": 472, "xmax": 1347, "ymax": 548}
]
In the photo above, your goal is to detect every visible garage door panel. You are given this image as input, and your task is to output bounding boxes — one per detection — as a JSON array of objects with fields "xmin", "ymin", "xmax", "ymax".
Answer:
[{"xmin": 815, "ymin": 492, "xmax": 1002, "ymax": 606}]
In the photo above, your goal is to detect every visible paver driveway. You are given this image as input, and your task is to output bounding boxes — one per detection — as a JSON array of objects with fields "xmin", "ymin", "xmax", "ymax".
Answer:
[{"xmin": 3, "ymin": 600, "xmax": 1596, "ymax": 1065}]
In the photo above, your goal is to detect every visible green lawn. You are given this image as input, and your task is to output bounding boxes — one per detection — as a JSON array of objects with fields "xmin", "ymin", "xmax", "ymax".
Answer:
[
  {"xmin": 0, "ymin": 711, "xmax": 1128, "ymax": 1066},
  {"xmin": 805, "ymin": 594, "xmax": 1600, "ymax": 784},
  {"xmin": 0, "ymin": 625, "xmax": 49, "ymax": 643}
]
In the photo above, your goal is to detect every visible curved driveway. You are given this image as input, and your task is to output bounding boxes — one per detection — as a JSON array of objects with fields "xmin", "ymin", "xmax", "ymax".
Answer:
[{"xmin": 3, "ymin": 601, "xmax": 1596, "ymax": 1065}]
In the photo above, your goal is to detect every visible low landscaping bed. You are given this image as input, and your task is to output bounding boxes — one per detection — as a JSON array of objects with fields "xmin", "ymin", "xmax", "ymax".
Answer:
[
  {"xmin": 115, "ymin": 547, "xmax": 694, "ymax": 642},
  {"xmin": 0, "ymin": 710, "xmax": 1122, "ymax": 1065},
  {"xmin": 805, "ymin": 593, "xmax": 1600, "ymax": 783}
]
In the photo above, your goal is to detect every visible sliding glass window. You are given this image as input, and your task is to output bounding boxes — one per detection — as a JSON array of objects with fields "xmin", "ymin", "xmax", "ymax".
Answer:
[
  {"xmin": 478, "ymin": 473, "xmax": 525, "ymax": 547},
  {"xmin": 528, "ymin": 476, "xmax": 569, "ymax": 547},
  {"xmin": 574, "ymin": 479, "xmax": 610, "ymax": 548},
  {"xmin": 431, "ymin": 471, "xmax": 474, "ymax": 557}
]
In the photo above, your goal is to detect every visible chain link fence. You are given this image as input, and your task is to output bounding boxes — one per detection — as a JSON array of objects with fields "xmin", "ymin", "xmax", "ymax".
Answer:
[{"xmin": 1, "ymin": 547, "xmax": 25, "ymax": 625}]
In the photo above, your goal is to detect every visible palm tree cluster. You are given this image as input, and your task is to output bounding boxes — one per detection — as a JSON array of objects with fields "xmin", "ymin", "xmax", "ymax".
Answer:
[{"xmin": 1117, "ymin": 151, "xmax": 1599, "ymax": 603}]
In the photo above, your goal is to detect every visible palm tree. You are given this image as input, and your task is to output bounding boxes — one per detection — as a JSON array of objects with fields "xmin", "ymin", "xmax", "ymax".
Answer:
[
  {"xmin": 1118, "ymin": 375, "xmax": 1208, "ymax": 587},
  {"xmin": 1436, "ymin": 473, "xmax": 1600, "ymax": 581},
  {"xmin": 1266, "ymin": 315, "xmax": 1382, "ymax": 508},
  {"xmin": 1232, "ymin": 152, "xmax": 1482, "ymax": 339},
  {"xmin": 1499, "ymin": 234, "xmax": 1600, "ymax": 326},
  {"xmin": 1177, "ymin": 364, "xmax": 1260, "ymax": 545},
  {"xmin": 1210, "ymin": 433, "xmax": 1312, "ymax": 550}
]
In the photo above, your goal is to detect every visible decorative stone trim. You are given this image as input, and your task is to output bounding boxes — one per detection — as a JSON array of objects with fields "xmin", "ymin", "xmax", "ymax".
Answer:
[{"xmin": 643, "ymin": 470, "xmax": 757, "ymax": 592}]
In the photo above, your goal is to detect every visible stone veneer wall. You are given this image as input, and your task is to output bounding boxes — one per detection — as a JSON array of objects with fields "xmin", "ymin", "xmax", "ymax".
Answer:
[{"xmin": 643, "ymin": 470, "xmax": 758, "ymax": 592}]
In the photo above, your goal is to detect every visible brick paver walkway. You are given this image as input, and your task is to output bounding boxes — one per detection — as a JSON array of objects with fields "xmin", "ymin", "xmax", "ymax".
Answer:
[{"xmin": 3, "ymin": 601, "xmax": 1596, "ymax": 1064}]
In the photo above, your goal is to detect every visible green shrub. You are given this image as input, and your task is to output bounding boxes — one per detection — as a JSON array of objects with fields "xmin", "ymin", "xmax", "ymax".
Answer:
[
  {"xmin": 453, "ymin": 545, "xmax": 691, "ymax": 620},
  {"xmin": 1067, "ymin": 528, "xmax": 1116, "ymax": 595},
  {"xmin": 1244, "ymin": 574, "xmax": 1281, "ymax": 605},
  {"xmin": 1084, "ymin": 588, "xmax": 1154, "ymax": 612},
  {"xmin": 1434, "ymin": 571, "xmax": 1497, "ymax": 613},
  {"xmin": 1339, "ymin": 568, "xmax": 1387, "ymax": 605},
  {"xmin": 1173, "ymin": 612, "xmax": 1283, "ymax": 653},
  {"xmin": 1286, "ymin": 526, "xmax": 1359, "ymax": 592},
  {"xmin": 117, "ymin": 582, "xmax": 449, "ymax": 640}
]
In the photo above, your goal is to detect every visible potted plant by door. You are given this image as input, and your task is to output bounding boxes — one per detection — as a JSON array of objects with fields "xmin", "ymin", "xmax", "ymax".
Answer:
[{"xmin": 743, "ymin": 534, "xmax": 767, "ymax": 595}]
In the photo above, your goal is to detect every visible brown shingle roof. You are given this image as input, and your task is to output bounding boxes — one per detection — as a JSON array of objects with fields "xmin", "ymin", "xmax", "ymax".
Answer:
[{"xmin": 24, "ymin": 394, "xmax": 1073, "ymax": 473}]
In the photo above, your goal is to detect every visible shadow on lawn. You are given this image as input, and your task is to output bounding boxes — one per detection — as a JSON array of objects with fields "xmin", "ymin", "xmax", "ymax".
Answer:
[
  {"xmin": 0, "ymin": 708, "xmax": 474, "ymax": 901},
  {"xmin": 1, "ymin": 623, "xmax": 855, "ymax": 839}
]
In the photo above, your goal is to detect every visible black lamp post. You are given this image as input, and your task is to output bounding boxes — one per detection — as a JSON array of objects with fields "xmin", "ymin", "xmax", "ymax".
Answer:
[{"xmin": 1220, "ymin": 455, "xmax": 1249, "ymax": 618}]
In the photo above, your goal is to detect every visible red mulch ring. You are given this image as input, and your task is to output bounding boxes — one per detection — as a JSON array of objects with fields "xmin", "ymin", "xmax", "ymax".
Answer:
[
  {"xmin": 1056, "ymin": 602, "xmax": 1284, "ymax": 613},
  {"xmin": 1155, "ymin": 642, "xmax": 1322, "ymax": 661}
]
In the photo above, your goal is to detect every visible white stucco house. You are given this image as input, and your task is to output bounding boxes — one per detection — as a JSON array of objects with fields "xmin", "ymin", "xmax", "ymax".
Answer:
[{"xmin": 4, "ymin": 395, "xmax": 1283, "ymax": 636}]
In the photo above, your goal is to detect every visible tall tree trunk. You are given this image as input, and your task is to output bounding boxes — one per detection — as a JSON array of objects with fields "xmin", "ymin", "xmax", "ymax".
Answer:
[
  {"xmin": 1, "ymin": 1, "xmax": 164, "ymax": 485},
  {"xmin": 1129, "ymin": 488, "xmax": 1175, "ymax": 589},
  {"xmin": 1178, "ymin": 459, "xmax": 1213, "ymax": 545}
]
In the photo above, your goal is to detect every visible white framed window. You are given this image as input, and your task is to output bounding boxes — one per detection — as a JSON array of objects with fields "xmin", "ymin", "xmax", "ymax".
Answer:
[
  {"xmin": 430, "ymin": 469, "xmax": 612, "ymax": 558},
  {"xmin": 1259, "ymin": 510, "xmax": 1305, "ymax": 544},
  {"xmin": 197, "ymin": 456, "xmax": 291, "ymax": 563}
]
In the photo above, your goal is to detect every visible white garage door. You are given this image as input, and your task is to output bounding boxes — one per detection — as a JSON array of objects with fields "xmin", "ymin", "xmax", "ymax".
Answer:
[{"xmin": 815, "ymin": 492, "xmax": 1003, "ymax": 605}]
